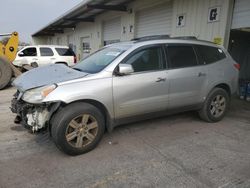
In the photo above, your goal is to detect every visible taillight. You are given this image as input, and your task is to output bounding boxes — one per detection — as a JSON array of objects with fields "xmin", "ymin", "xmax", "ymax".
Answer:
[
  {"xmin": 234, "ymin": 63, "xmax": 240, "ymax": 70},
  {"xmin": 74, "ymin": 56, "xmax": 77, "ymax": 64}
]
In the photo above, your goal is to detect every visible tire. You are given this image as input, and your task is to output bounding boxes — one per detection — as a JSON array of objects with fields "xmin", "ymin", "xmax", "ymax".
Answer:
[
  {"xmin": 199, "ymin": 88, "xmax": 230, "ymax": 123},
  {"xmin": 51, "ymin": 102, "xmax": 105, "ymax": 156},
  {"xmin": 30, "ymin": 62, "xmax": 38, "ymax": 68},
  {"xmin": 0, "ymin": 57, "xmax": 12, "ymax": 90},
  {"xmin": 55, "ymin": 62, "xmax": 68, "ymax": 66}
]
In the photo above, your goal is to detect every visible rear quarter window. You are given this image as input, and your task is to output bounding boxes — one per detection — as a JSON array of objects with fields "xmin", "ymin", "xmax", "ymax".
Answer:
[
  {"xmin": 195, "ymin": 45, "xmax": 226, "ymax": 65},
  {"xmin": 55, "ymin": 48, "xmax": 75, "ymax": 56}
]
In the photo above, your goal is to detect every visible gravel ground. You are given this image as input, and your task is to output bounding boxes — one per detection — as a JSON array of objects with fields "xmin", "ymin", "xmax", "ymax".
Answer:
[{"xmin": 0, "ymin": 87, "xmax": 250, "ymax": 188}]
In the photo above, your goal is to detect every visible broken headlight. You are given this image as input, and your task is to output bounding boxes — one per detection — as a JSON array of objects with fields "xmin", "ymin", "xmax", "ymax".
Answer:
[{"xmin": 22, "ymin": 84, "xmax": 57, "ymax": 103}]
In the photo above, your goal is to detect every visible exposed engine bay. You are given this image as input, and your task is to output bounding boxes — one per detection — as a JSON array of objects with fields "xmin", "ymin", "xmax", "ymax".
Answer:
[{"xmin": 11, "ymin": 91, "xmax": 60, "ymax": 133}]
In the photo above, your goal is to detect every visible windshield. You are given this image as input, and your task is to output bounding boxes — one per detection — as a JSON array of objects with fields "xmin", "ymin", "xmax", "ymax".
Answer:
[{"xmin": 74, "ymin": 45, "xmax": 130, "ymax": 73}]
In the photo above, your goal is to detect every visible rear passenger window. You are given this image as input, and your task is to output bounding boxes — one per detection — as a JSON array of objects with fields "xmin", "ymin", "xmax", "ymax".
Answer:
[
  {"xmin": 195, "ymin": 45, "xmax": 226, "ymax": 65},
  {"xmin": 56, "ymin": 48, "xmax": 75, "ymax": 56},
  {"xmin": 167, "ymin": 45, "xmax": 198, "ymax": 69},
  {"xmin": 40, "ymin": 48, "xmax": 54, "ymax": 56}
]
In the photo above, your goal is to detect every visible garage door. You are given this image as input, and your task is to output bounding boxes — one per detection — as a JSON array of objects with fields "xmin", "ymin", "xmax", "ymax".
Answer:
[
  {"xmin": 135, "ymin": 2, "xmax": 173, "ymax": 38},
  {"xmin": 103, "ymin": 17, "xmax": 121, "ymax": 45},
  {"xmin": 231, "ymin": 0, "xmax": 250, "ymax": 29}
]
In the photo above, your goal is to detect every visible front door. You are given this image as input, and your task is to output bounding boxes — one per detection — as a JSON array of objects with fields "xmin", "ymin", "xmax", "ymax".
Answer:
[
  {"xmin": 113, "ymin": 45, "xmax": 169, "ymax": 119},
  {"xmin": 14, "ymin": 47, "xmax": 38, "ymax": 67},
  {"xmin": 37, "ymin": 47, "xmax": 55, "ymax": 66}
]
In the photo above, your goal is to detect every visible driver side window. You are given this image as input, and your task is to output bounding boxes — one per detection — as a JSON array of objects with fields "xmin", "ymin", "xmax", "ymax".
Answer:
[
  {"xmin": 125, "ymin": 47, "xmax": 164, "ymax": 73},
  {"xmin": 20, "ymin": 47, "xmax": 37, "ymax": 57}
]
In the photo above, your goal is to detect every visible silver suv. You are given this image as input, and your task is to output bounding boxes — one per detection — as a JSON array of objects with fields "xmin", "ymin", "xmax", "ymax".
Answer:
[{"xmin": 11, "ymin": 36, "xmax": 239, "ymax": 155}]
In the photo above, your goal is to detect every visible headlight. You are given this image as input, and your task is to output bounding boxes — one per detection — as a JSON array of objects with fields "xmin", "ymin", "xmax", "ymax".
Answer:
[{"xmin": 22, "ymin": 84, "xmax": 57, "ymax": 103}]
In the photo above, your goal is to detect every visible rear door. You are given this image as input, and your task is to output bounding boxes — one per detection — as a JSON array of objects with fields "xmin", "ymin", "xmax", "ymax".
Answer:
[
  {"xmin": 166, "ymin": 44, "xmax": 207, "ymax": 108},
  {"xmin": 113, "ymin": 45, "xmax": 169, "ymax": 119},
  {"xmin": 37, "ymin": 47, "xmax": 54, "ymax": 66}
]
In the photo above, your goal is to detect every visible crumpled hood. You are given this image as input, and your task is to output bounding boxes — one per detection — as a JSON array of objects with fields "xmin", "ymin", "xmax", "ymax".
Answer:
[{"xmin": 13, "ymin": 64, "xmax": 88, "ymax": 92}]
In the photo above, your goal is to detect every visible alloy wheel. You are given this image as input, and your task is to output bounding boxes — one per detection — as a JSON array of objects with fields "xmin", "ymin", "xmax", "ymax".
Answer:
[
  {"xmin": 210, "ymin": 95, "xmax": 226, "ymax": 118},
  {"xmin": 65, "ymin": 114, "xmax": 98, "ymax": 148}
]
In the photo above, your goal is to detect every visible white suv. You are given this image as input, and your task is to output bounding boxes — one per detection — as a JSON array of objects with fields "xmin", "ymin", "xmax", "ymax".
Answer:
[{"xmin": 13, "ymin": 45, "xmax": 76, "ymax": 68}]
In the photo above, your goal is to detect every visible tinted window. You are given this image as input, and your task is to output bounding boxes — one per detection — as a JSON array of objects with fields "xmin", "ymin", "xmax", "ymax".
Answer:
[
  {"xmin": 195, "ymin": 45, "xmax": 226, "ymax": 65},
  {"xmin": 40, "ymin": 47, "xmax": 54, "ymax": 56},
  {"xmin": 167, "ymin": 45, "xmax": 197, "ymax": 69},
  {"xmin": 56, "ymin": 48, "xmax": 75, "ymax": 56},
  {"xmin": 20, "ymin": 47, "xmax": 37, "ymax": 57},
  {"xmin": 125, "ymin": 47, "xmax": 163, "ymax": 72}
]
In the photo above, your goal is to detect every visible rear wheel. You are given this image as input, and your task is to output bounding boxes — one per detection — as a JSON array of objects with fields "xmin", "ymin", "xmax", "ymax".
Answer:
[
  {"xmin": 0, "ymin": 57, "xmax": 12, "ymax": 90},
  {"xmin": 30, "ymin": 62, "xmax": 38, "ymax": 68},
  {"xmin": 51, "ymin": 102, "xmax": 105, "ymax": 155},
  {"xmin": 55, "ymin": 62, "xmax": 68, "ymax": 66},
  {"xmin": 199, "ymin": 88, "xmax": 230, "ymax": 122}
]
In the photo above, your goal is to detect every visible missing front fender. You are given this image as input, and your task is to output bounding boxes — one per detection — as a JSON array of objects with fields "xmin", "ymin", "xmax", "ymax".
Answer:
[{"xmin": 11, "ymin": 93, "xmax": 61, "ymax": 133}]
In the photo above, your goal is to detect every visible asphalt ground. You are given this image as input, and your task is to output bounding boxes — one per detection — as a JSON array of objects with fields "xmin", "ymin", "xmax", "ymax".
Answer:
[{"xmin": 0, "ymin": 87, "xmax": 250, "ymax": 188}]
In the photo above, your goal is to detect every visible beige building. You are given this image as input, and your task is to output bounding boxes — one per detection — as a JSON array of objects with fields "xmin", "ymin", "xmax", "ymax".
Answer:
[{"xmin": 32, "ymin": 0, "xmax": 250, "ymax": 67}]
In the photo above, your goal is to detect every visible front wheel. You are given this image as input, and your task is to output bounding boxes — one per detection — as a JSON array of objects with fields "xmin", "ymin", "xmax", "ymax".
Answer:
[
  {"xmin": 199, "ymin": 88, "xmax": 230, "ymax": 122},
  {"xmin": 0, "ymin": 57, "xmax": 12, "ymax": 90},
  {"xmin": 51, "ymin": 103, "xmax": 105, "ymax": 155}
]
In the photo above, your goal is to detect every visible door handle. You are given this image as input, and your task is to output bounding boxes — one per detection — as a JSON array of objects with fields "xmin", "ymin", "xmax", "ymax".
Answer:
[
  {"xmin": 198, "ymin": 72, "xmax": 206, "ymax": 77},
  {"xmin": 50, "ymin": 58, "xmax": 56, "ymax": 60},
  {"xmin": 156, "ymin": 77, "xmax": 166, "ymax": 82},
  {"xmin": 32, "ymin": 58, "xmax": 38, "ymax": 61}
]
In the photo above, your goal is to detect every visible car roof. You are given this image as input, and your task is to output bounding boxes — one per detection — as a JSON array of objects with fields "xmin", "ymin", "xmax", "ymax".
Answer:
[
  {"xmin": 136, "ymin": 39, "xmax": 220, "ymax": 48},
  {"xmin": 109, "ymin": 36, "xmax": 223, "ymax": 49}
]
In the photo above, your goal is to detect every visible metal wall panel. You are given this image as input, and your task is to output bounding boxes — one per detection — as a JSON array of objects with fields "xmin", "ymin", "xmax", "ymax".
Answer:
[
  {"xmin": 232, "ymin": 0, "xmax": 250, "ymax": 29},
  {"xmin": 135, "ymin": 2, "xmax": 173, "ymax": 37},
  {"xmin": 171, "ymin": 0, "xmax": 231, "ymax": 46},
  {"xmin": 103, "ymin": 17, "xmax": 121, "ymax": 41}
]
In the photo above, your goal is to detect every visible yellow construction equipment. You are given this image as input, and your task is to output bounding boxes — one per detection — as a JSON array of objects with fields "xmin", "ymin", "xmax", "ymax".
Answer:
[{"xmin": 0, "ymin": 32, "xmax": 22, "ymax": 90}]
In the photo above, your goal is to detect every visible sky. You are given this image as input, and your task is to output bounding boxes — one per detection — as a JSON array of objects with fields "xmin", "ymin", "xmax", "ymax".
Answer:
[{"xmin": 0, "ymin": 0, "xmax": 83, "ymax": 43}]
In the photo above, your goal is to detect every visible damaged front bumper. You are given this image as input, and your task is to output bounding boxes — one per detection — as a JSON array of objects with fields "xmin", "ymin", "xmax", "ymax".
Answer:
[{"xmin": 11, "ymin": 91, "xmax": 60, "ymax": 133}]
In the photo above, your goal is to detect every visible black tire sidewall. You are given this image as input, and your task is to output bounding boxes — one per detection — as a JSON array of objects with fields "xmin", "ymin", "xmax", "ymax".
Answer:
[
  {"xmin": 205, "ymin": 88, "xmax": 229, "ymax": 122},
  {"xmin": 0, "ymin": 57, "xmax": 12, "ymax": 89},
  {"xmin": 51, "ymin": 103, "xmax": 105, "ymax": 156}
]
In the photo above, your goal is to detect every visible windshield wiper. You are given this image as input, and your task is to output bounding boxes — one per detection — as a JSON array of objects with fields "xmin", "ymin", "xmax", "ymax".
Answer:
[{"xmin": 73, "ymin": 67, "xmax": 84, "ymax": 72}]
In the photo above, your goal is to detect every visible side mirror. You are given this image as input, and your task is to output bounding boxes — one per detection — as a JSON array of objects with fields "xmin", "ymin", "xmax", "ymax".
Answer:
[
  {"xmin": 18, "ymin": 52, "xmax": 24, "ymax": 57},
  {"xmin": 118, "ymin": 64, "xmax": 134, "ymax": 75}
]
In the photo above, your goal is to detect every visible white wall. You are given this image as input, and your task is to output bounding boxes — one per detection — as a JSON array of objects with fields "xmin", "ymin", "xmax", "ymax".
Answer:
[
  {"xmin": 171, "ymin": 0, "xmax": 233, "ymax": 46},
  {"xmin": 32, "ymin": 0, "xmax": 234, "ymax": 56},
  {"xmin": 32, "ymin": 36, "xmax": 48, "ymax": 45}
]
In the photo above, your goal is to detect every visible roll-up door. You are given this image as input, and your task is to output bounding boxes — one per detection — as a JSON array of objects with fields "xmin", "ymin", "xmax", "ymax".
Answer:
[
  {"xmin": 135, "ymin": 2, "xmax": 173, "ymax": 38},
  {"xmin": 231, "ymin": 0, "xmax": 250, "ymax": 29},
  {"xmin": 103, "ymin": 17, "xmax": 121, "ymax": 45}
]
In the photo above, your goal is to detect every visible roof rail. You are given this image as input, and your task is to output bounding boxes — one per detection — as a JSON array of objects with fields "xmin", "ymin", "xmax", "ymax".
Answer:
[
  {"xmin": 132, "ymin": 35, "xmax": 170, "ymax": 42},
  {"xmin": 171, "ymin": 36, "xmax": 198, "ymax": 40}
]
